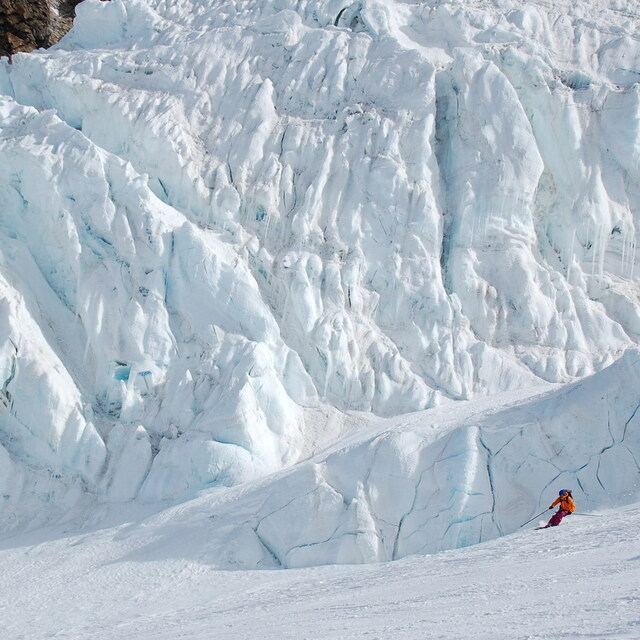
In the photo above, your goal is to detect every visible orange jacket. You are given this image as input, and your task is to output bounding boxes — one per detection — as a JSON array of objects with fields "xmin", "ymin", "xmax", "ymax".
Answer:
[{"xmin": 551, "ymin": 493, "xmax": 575, "ymax": 513}]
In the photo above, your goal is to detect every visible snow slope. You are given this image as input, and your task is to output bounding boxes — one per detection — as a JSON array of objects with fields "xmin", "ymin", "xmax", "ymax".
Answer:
[
  {"xmin": 1, "ymin": 490, "xmax": 639, "ymax": 639},
  {"xmin": 1, "ymin": 0, "xmax": 640, "ymax": 557}
]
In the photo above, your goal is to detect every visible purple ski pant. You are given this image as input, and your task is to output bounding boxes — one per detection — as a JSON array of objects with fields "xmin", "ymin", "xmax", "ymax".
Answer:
[{"xmin": 547, "ymin": 509, "xmax": 569, "ymax": 527}]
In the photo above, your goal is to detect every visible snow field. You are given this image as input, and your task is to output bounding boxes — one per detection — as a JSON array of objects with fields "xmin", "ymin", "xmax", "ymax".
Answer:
[{"xmin": 1, "ymin": 496, "xmax": 639, "ymax": 639}]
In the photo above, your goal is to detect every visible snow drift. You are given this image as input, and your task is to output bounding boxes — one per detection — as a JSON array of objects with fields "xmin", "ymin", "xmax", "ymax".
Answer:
[{"xmin": 0, "ymin": 0, "xmax": 640, "ymax": 560}]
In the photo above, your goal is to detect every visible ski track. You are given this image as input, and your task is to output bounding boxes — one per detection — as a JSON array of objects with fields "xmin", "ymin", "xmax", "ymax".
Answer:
[{"xmin": 1, "ymin": 504, "xmax": 639, "ymax": 639}]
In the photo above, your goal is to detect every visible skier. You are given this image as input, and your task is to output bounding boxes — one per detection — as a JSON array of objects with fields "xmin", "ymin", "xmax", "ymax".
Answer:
[{"xmin": 542, "ymin": 489, "xmax": 575, "ymax": 528}]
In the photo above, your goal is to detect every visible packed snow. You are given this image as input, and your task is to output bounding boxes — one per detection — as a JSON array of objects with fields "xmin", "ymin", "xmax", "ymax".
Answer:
[
  {"xmin": 1, "ymin": 472, "xmax": 640, "ymax": 639},
  {"xmin": 1, "ymin": 0, "xmax": 640, "ymax": 586}
]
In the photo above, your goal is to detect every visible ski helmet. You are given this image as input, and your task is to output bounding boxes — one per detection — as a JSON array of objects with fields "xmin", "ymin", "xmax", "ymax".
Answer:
[{"xmin": 559, "ymin": 489, "xmax": 567, "ymax": 496}]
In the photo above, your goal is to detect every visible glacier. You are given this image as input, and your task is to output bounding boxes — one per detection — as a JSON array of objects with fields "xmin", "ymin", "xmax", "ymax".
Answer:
[
  {"xmin": 0, "ymin": 0, "xmax": 640, "ymax": 564},
  {"xmin": 114, "ymin": 348, "xmax": 640, "ymax": 569}
]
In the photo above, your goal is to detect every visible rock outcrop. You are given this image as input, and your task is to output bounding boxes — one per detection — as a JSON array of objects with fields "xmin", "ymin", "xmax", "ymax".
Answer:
[{"xmin": 0, "ymin": 0, "xmax": 83, "ymax": 58}]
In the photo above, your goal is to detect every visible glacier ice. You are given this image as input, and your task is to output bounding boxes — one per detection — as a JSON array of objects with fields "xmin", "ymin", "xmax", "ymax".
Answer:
[
  {"xmin": 0, "ymin": 0, "xmax": 639, "ymax": 556},
  {"xmin": 182, "ymin": 348, "xmax": 640, "ymax": 568}
]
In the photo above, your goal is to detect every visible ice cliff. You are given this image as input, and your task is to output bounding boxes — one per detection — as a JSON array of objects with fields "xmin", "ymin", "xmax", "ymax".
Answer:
[
  {"xmin": 116, "ymin": 348, "xmax": 640, "ymax": 568},
  {"xmin": 0, "ymin": 0, "xmax": 639, "ymax": 558}
]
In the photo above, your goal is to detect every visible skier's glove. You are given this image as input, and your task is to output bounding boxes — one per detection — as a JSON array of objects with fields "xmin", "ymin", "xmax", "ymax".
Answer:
[{"xmin": 549, "ymin": 507, "xmax": 553, "ymax": 510}]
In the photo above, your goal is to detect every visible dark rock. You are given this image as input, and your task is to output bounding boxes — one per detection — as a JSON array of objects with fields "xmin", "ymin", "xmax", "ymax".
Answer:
[{"xmin": 0, "ymin": 0, "xmax": 85, "ymax": 59}]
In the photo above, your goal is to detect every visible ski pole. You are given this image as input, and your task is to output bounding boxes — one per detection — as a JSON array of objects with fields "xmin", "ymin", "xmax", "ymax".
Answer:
[{"xmin": 520, "ymin": 509, "xmax": 550, "ymax": 527}]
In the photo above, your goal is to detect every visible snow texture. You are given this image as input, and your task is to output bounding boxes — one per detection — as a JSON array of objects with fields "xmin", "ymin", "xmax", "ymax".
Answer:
[
  {"xmin": 0, "ymin": 0, "xmax": 640, "ymax": 565},
  {"xmin": 1, "ymin": 476, "xmax": 640, "ymax": 639}
]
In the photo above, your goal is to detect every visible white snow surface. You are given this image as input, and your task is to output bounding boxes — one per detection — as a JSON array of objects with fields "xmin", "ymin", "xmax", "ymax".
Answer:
[
  {"xmin": 1, "ymin": 0, "xmax": 640, "ymax": 569},
  {"xmin": 1, "ymin": 487, "xmax": 640, "ymax": 639}
]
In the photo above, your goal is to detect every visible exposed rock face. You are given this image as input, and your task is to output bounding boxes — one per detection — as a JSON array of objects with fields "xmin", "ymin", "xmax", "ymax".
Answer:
[{"xmin": 0, "ymin": 0, "xmax": 83, "ymax": 58}]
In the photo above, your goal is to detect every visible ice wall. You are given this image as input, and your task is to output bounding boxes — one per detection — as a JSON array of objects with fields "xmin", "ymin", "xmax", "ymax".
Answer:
[
  {"xmin": 0, "ymin": 0, "xmax": 639, "ymax": 520},
  {"xmin": 0, "ymin": 96, "xmax": 314, "ymax": 523},
  {"xmin": 190, "ymin": 348, "xmax": 640, "ymax": 568}
]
